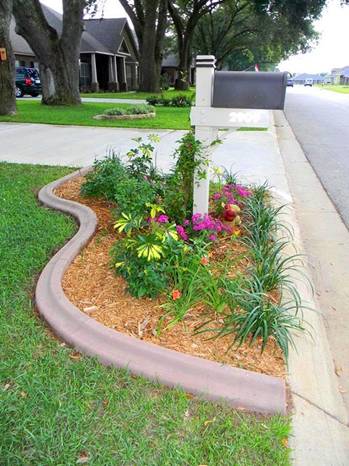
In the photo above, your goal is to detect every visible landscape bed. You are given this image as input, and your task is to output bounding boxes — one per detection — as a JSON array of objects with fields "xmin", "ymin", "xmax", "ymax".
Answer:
[
  {"xmin": 56, "ymin": 175, "xmax": 285, "ymax": 377},
  {"xmin": 52, "ymin": 132, "xmax": 306, "ymax": 381}
]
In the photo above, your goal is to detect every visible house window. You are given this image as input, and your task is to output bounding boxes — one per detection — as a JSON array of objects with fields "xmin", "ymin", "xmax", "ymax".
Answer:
[{"xmin": 80, "ymin": 62, "xmax": 91, "ymax": 87}]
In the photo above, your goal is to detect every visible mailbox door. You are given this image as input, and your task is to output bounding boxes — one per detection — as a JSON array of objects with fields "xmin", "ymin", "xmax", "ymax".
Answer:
[{"xmin": 212, "ymin": 71, "xmax": 288, "ymax": 110}]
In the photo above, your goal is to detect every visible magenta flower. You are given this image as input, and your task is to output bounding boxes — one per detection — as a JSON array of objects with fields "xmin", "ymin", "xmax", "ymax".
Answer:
[
  {"xmin": 156, "ymin": 214, "xmax": 169, "ymax": 223},
  {"xmin": 212, "ymin": 192, "xmax": 221, "ymax": 200},
  {"xmin": 235, "ymin": 185, "xmax": 251, "ymax": 197},
  {"xmin": 183, "ymin": 219, "xmax": 190, "ymax": 226},
  {"xmin": 209, "ymin": 234, "xmax": 217, "ymax": 241},
  {"xmin": 192, "ymin": 213, "xmax": 202, "ymax": 223},
  {"xmin": 176, "ymin": 225, "xmax": 188, "ymax": 241}
]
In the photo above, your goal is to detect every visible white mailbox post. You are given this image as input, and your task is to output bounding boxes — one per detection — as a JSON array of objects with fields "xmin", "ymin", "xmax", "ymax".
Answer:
[{"xmin": 190, "ymin": 55, "xmax": 287, "ymax": 215}]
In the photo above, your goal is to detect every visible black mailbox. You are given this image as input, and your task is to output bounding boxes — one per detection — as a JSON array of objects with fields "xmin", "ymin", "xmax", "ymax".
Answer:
[{"xmin": 212, "ymin": 71, "xmax": 288, "ymax": 110}]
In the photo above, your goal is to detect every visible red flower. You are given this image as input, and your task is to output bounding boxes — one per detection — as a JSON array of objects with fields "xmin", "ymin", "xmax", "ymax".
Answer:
[
  {"xmin": 172, "ymin": 289, "xmax": 181, "ymax": 300},
  {"xmin": 200, "ymin": 256, "xmax": 209, "ymax": 265}
]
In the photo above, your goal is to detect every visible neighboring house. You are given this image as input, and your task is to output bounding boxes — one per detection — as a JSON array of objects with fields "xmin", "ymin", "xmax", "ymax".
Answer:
[
  {"xmin": 10, "ymin": 5, "xmax": 139, "ymax": 91},
  {"xmin": 292, "ymin": 73, "xmax": 325, "ymax": 85},
  {"xmin": 161, "ymin": 54, "xmax": 196, "ymax": 86},
  {"xmin": 330, "ymin": 66, "xmax": 349, "ymax": 85}
]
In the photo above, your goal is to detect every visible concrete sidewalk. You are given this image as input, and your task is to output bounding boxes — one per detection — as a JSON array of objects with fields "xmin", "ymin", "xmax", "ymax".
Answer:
[{"xmin": 1, "ymin": 118, "xmax": 348, "ymax": 463}]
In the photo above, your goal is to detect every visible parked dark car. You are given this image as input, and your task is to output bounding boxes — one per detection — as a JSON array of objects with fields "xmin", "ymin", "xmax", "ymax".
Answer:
[
  {"xmin": 15, "ymin": 67, "xmax": 41, "ymax": 97},
  {"xmin": 287, "ymin": 78, "xmax": 294, "ymax": 87}
]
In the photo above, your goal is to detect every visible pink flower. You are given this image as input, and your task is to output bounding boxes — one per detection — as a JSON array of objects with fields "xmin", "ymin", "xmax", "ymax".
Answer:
[
  {"xmin": 183, "ymin": 219, "xmax": 190, "ymax": 226},
  {"xmin": 208, "ymin": 234, "xmax": 217, "ymax": 241},
  {"xmin": 176, "ymin": 225, "xmax": 188, "ymax": 241},
  {"xmin": 192, "ymin": 213, "xmax": 202, "ymax": 223},
  {"xmin": 212, "ymin": 192, "xmax": 221, "ymax": 200},
  {"xmin": 235, "ymin": 185, "xmax": 251, "ymax": 197},
  {"xmin": 156, "ymin": 214, "xmax": 169, "ymax": 223}
]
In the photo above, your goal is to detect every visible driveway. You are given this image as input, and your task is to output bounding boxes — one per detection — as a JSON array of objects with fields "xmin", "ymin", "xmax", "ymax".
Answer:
[
  {"xmin": 284, "ymin": 86, "xmax": 349, "ymax": 228},
  {"xmin": 0, "ymin": 123, "xmax": 185, "ymax": 170}
]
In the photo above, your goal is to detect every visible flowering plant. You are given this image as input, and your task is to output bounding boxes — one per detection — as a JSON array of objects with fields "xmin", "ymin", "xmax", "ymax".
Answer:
[
  {"xmin": 210, "ymin": 182, "xmax": 251, "ymax": 220},
  {"xmin": 176, "ymin": 213, "xmax": 232, "ymax": 243}
]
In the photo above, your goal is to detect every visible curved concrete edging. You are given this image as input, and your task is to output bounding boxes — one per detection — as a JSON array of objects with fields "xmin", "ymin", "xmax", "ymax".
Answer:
[{"xmin": 35, "ymin": 168, "xmax": 286, "ymax": 415}]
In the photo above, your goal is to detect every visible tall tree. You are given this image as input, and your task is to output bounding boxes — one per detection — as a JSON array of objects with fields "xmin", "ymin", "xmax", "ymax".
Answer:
[
  {"xmin": 193, "ymin": 1, "xmax": 252, "ymax": 69},
  {"xmin": 0, "ymin": 0, "xmax": 16, "ymax": 115},
  {"xmin": 118, "ymin": 0, "xmax": 168, "ymax": 92},
  {"xmin": 168, "ymin": 0, "xmax": 225, "ymax": 90},
  {"xmin": 13, "ymin": 0, "xmax": 92, "ymax": 105},
  {"xmin": 170, "ymin": 0, "xmax": 327, "ymax": 90},
  {"xmin": 193, "ymin": 0, "xmax": 320, "ymax": 71}
]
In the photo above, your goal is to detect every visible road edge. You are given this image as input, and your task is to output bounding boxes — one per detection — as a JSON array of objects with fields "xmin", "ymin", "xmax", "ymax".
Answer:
[{"xmin": 272, "ymin": 110, "xmax": 349, "ymax": 465}]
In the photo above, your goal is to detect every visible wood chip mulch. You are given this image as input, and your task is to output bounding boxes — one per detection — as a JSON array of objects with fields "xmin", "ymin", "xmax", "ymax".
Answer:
[{"xmin": 55, "ymin": 176, "xmax": 285, "ymax": 378}]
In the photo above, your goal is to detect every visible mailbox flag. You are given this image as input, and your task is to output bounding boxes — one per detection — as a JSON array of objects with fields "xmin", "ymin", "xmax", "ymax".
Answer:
[{"xmin": 254, "ymin": 64, "xmax": 260, "ymax": 72}]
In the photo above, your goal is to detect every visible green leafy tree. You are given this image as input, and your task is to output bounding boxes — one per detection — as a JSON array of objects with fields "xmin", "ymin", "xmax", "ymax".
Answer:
[
  {"xmin": 193, "ymin": 0, "xmax": 324, "ymax": 71},
  {"xmin": 168, "ymin": 0, "xmax": 226, "ymax": 90}
]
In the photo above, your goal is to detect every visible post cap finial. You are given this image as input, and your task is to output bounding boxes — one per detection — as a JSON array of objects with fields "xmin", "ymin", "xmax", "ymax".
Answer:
[{"xmin": 195, "ymin": 55, "xmax": 216, "ymax": 68}]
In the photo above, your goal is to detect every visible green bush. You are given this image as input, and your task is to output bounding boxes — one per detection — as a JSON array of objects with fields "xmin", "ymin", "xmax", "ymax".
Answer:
[
  {"xmin": 81, "ymin": 153, "xmax": 127, "ymax": 200},
  {"xmin": 82, "ymin": 160, "xmax": 158, "ymax": 216},
  {"xmin": 112, "ymin": 239, "xmax": 169, "ymax": 297},
  {"xmin": 160, "ymin": 73, "xmax": 171, "ymax": 90},
  {"xmin": 103, "ymin": 104, "xmax": 155, "ymax": 116},
  {"xmin": 146, "ymin": 94, "xmax": 193, "ymax": 107},
  {"xmin": 113, "ymin": 177, "xmax": 157, "ymax": 216}
]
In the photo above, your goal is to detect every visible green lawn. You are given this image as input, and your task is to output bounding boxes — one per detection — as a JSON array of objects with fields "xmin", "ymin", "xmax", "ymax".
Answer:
[
  {"xmin": 0, "ymin": 100, "xmax": 190, "ymax": 130},
  {"xmin": 0, "ymin": 162, "xmax": 290, "ymax": 465},
  {"xmin": 318, "ymin": 85, "xmax": 349, "ymax": 94},
  {"xmin": 81, "ymin": 87, "xmax": 195, "ymax": 100}
]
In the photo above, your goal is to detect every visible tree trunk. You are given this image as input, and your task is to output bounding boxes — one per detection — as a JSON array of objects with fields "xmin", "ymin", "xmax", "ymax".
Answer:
[
  {"xmin": 175, "ymin": 40, "xmax": 192, "ymax": 91},
  {"xmin": 119, "ymin": 0, "xmax": 167, "ymax": 93},
  {"xmin": 38, "ymin": 42, "xmax": 81, "ymax": 105},
  {"xmin": 0, "ymin": 0, "xmax": 16, "ymax": 115},
  {"xmin": 13, "ymin": 0, "xmax": 84, "ymax": 105},
  {"xmin": 138, "ymin": 1, "xmax": 160, "ymax": 92}
]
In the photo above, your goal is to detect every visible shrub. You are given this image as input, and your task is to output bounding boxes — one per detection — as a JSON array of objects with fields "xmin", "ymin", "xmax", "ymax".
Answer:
[
  {"xmin": 112, "ymin": 239, "xmax": 169, "ymax": 298},
  {"xmin": 113, "ymin": 177, "xmax": 157, "ymax": 216},
  {"xmin": 160, "ymin": 73, "xmax": 171, "ymax": 90},
  {"xmin": 103, "ymin": 104, "xmax": 155, "ymax": 116},
  {"xmin": 81, "ymin": 153, "xmax": 127, "ymax": 200},
  {"xmin": 169, "ymin": 95, "xmax": 193, "ymax": 107},
  {"xmin": 145, "ymin": 96, "xmax": 161, "ymax": 106},
  {"xmin": 146, "ymin": 94, "xmax": 193, "ymax": 107}
]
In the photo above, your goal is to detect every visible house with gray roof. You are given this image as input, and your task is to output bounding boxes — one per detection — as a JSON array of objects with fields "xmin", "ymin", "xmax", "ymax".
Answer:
[
  {"xmin": 10, "ymin": 4, "xmax": 139, "ymax": 91},
  {"xmin": 161, "ymin": 54, "xmax": 195, "ymax": 86},
  {"xmin": 292, "ymin": 73, "xmax": 325, "ymax": 85},
  {"xmin": 331, "ymin": 66, "xmax": 349, "ymax": 85}
]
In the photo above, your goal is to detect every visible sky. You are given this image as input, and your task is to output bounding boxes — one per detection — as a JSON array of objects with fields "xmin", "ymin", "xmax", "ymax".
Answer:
[{"xmin": 42, "ymin": 0, "xmax": 349, "ymax": 74}]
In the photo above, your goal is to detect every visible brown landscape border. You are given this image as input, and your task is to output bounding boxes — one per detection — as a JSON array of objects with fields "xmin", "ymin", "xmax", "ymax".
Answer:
[{"xmin": 35, "ymin": 168, "xmax": 286, "ymax": 415}]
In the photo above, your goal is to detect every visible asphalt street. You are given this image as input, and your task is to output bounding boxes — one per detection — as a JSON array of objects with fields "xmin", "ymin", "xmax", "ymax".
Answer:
[{"xmin": 284, "ymin": 86, "xmax": 349, "ymax": 229}]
